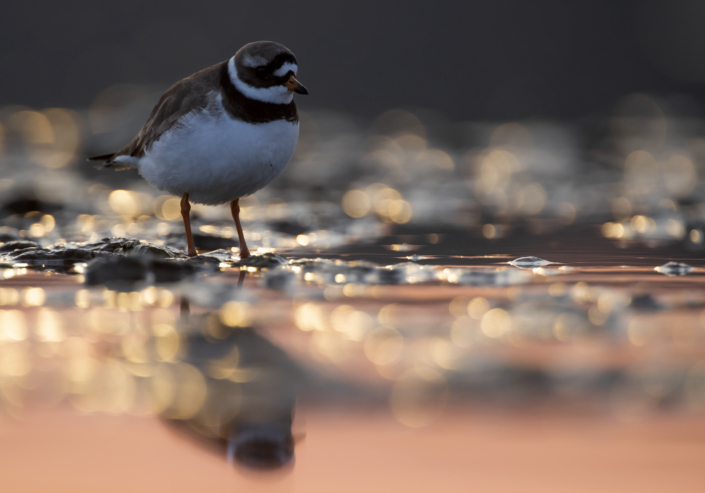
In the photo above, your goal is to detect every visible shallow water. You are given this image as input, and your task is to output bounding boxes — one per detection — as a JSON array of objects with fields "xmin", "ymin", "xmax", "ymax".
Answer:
[
  {"xmin": 2, "ymin": 102, "xmax": 705, "ymax": 488},
  {"xmin": 1, "ymin": 226, "xmax": 704, "ymax": 458}
]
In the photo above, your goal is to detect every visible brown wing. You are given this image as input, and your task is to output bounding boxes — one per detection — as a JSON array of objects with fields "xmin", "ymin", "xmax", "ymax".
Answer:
[{"xmin": 96, "ymin": 61, "xmax": 226, "ymax": 163}]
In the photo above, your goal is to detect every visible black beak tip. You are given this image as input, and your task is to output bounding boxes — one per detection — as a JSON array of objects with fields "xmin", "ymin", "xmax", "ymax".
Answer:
[{"xmin": 295, "ymin": 85, "xmax": 309, "ymax": 95}]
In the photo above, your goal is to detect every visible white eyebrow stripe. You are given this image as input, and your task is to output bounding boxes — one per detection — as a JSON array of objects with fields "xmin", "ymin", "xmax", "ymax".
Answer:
[{"xmin": 274, "ymin": 62, "xmax": 298, "ymax": 77}]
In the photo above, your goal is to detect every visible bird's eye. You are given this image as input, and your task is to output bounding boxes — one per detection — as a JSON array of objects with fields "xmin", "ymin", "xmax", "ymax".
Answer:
[{"xmin": 256, "ymin": 67, "xmax": 268, "ymax": 77}]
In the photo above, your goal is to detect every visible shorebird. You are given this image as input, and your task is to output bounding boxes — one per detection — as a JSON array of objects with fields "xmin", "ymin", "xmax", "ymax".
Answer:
[{"xmin": 89, "ymin": 41, "xmax": 308, "ymax": 258}]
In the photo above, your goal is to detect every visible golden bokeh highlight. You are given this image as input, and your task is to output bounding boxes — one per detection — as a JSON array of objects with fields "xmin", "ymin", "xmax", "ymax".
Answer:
[
  {"xmin": 10, "ymin": 108, "xmax": 82, "ymax": 168},
  {"xmin": 342, "ymin": 190, "xmax": 371, "ymax": 218},
  {"xmin": 364, "ymin": 327, "xmax": 404, "ymax": 365},
  {"xmin": 295, "ymin": 302, "xmax": 327, "ymax": 331},
  {"xmin": 153, "ymin": 196, "xmax": 183, "ymax": 221},
  {"xmin": 21, "ymin": 287, "xmax": 45, "ymax": 307},
  {"xmin": 467, "ymin": 297, "xmax": 490, "ymax": 319},
  {"xmin": 480, "ymin": 308, "xmax": 511, "ymax": 338},
  {"xmin": 448, "ymin": 296, "xmax": 469, "ymax": 317},
  {"xmin": 482, "ymin": 224, "xmax": 496, "ymax": 239},
  {"xmin": 0, "ymin": 310, "xmax": 28, "ymax": 341},
  {"xmin": 0, "ymin": 288, "xmax": 20, "ymax": 306},
  {"xmin": 517, "ymin": 183, "xmax": 546, "ymax": 215},
  {"xmin": 109, "ymin": 190, "xmax": 152, "ymax": 217},
  {"xmin": 153, "ymin": 324, "xmax": 180, "ymax": 362},
  {"xmin": 36, "ymin": 309, "xmax": 66, "ymax": 342},
  {"xmin": 219, "ymin": 301, "xmax": 252, "ymax": 328}
]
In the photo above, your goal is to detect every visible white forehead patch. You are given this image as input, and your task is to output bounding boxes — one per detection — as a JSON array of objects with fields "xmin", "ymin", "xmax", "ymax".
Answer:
[
  {"xmin": 242, "ymin": 55, "xmax": 267, "ymax": 68},
  {"xmin": 274, "ymin": 62, "xmax": 298, "ymax": 77},
  {"xmin": 228, "ymin": 57, "xmax": 294, "ymax": 105}
]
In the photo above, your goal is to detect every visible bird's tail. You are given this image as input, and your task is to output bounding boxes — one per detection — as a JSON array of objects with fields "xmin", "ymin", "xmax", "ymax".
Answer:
[
  {"xmin": 87, "ymin": 153, "xmax": 116, "ymax": 162},
  {"xmin": 87, "ymin": 153, "xmax": 136, "ymax": 171}
]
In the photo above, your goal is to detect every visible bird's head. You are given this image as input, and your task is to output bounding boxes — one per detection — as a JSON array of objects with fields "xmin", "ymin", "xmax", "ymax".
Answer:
[{"xmin": 230, "ymin": 41, "xmax": 308, "ymax": 105}]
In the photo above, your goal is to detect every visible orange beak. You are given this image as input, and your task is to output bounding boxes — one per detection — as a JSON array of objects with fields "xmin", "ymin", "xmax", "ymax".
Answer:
[{"xmin": 285, "ymin": 75, "xmax": 308, "ymax": 95}]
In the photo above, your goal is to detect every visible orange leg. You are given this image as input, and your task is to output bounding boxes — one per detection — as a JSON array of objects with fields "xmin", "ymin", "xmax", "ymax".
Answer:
[
  {"xmin": 180, "ymin": 193, "xmax": 197, "ymax": 257},
  {"xmin": 230, "ymin": 199, "xmax": 250, "ymax": 259}
]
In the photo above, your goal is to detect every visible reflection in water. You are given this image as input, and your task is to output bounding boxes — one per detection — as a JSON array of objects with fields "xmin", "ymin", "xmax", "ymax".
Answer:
[{"xmin": 163, "ymin": 305, "xmax": 302, "ymax": 471}]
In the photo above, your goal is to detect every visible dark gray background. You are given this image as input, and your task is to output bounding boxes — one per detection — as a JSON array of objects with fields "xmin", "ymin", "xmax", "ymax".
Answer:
[{"xmin": 3, "ymin": 0, "xmax": 705, "ymax": 120}]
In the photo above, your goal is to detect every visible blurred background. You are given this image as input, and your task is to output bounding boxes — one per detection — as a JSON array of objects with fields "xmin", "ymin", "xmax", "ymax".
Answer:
[
  {"xmin": 2, "ymin": 1, "xmax": 705, "ymax": 492},
  {"xmin": 3, "ymin": 0, "xmax": 705, "ymax": 236},
  {"xmin": 5, "ymin": 0, "xmax": 705, "ymax": 120}
]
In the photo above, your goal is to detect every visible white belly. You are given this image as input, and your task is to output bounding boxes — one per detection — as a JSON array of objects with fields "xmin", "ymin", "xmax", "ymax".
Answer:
[{"xmin": 139, "ymin": 105, "xmax": 299, "ymax": 205}]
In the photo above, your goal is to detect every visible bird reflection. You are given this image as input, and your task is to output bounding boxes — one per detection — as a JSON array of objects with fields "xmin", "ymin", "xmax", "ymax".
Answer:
[{"xmin": 163, "ymin": 304, "xmax": 302, "ymax": 471}]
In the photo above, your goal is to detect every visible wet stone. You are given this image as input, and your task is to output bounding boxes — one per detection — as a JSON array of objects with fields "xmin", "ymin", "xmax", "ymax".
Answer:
[
  {"xmin": 376, "ymin": 266, "xmax": 406, "ymax": 285},
  {"xmin": 180, "ymin": 254, "xmax": 226, "ymax": 274},
  {"xmin": 0, "ymin": 240, "xmax": 41, "ymax": 252},
  {"xmin": 509, "ymin": 256, "xmax": 552, "ymax": 269},
  {"xmin": 235, "ymin": 253, "xmax": 289, "ymax": 269},
  {"xmin": 151, "ymin": 259, "xmax": 198, "ymax": 283},
  {"xmin": 0, "ymin": 238, "xmax": 190, "ymax": 272},
  {"xmin": 82, "ymin": 237, "xmax": 187, "ymax": 259},
  {"xmin": 655, "ymin": 261, "xmax": 694, "ymax": 276},
  {"xmin": 12, "ymin": 247, "xmax": 94, "ymax": 263},
  {"xmin": 85, "ymin": 255, "xmax": 199, "ymax": 288},
  {"xmin": 85, "ymin": 255, "xmax": 147, "ymax": 288},
  {"xmin": 263, "ymin": 268, "xmax": 298, "ymax": 291},
  {"xmin": 195, "ymin": 249, "xmax": 237, "ymax": 263},
  {"xmin": 630, "ymin": 294, "xmax": 661, "ymax": 311},
  {"xmin": 344, "ymin": 261, "xmax": 379, "ymax": 283}
]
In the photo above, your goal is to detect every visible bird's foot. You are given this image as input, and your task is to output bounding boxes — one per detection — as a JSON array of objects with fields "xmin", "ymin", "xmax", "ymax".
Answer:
[
  {"xmin": 239, "ymin": 247, "xmax": 251, "ymax": 259},
  {"xmin": 187, "ymin": 248, "xmax": 198, "ymax": 257}
]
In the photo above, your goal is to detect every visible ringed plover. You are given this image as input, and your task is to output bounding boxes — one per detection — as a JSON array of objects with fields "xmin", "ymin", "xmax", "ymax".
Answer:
[{"xmin": 89, "ymin": 41, "xmax": 308, "ymax": 258}]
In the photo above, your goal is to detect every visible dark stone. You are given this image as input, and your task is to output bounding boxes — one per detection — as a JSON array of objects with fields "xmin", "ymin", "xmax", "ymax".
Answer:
[
  {"xmin": 150, "ymin": 259, "xmax": 197, "ymax": 283},
  {"xmin": 377, "ymin": 267, "xmax": 404, "ymax": 285},
  {"xmin": 630, "ymin": 294, "xmax": 661, "ymax": 311},
  {"xmin": 85, "ymin": 250, "xmax": 202, "ymax": 287},
  {"xmin": 264, "ymin": 269, "xmax": 296, "ymax": 290},
  {"xmin": 0, "ymin": 240, "xmax": 41, "ymax": 252},
  {"xmin": 84, "ymin": 255, "xmax": 147, "ymax": 287},
  {"xmin": 83, "ymin": 237, "xmax": 186, "ymax": 259},
  {"xmin": 235, "ymin": 253, "xmax": 288, "ymax": 269},
  {"xmin": 12, "ymin": 247, "xmax": 94, "ymax": 262},
  {"xmin": 195, "ymin": 249, "xmax": 236, "ymax": 262},
  {"xmin": 185, "ymin": 254, "xmax": 228, "ymax": 269}
]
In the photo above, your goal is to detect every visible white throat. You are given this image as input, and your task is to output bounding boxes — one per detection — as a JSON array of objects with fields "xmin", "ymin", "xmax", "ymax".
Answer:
[{"xmin": 228, "ymin": 57, "xmax": 294, "ymax": 105}]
